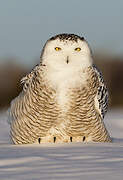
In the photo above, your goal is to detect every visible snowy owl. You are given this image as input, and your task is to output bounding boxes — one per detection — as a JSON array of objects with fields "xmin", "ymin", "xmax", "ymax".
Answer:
[{"xmin": 9, "ymin": 33, "xmax": 111, "ymax": 144}]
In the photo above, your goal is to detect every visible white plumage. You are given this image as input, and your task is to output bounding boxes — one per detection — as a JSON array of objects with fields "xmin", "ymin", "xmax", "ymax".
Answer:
[{"xmin": 9, "ymin": 33, "xmax": 111, "ymax": 144}]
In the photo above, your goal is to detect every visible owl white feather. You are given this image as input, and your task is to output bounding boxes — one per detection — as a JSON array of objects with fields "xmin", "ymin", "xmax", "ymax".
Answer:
[{"xmin": 9, "ymin": 33, "xmax": 111, "ymax": 144}]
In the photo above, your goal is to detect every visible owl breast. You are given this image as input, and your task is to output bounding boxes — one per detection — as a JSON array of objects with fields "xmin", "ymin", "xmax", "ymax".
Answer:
[
  {"xmin": 46, "ymin": 67, "xmax": 88, "ymax": 111},
  {"xmin": 41, "ymin": 67, "xmax": 95, "ymax": 143}
]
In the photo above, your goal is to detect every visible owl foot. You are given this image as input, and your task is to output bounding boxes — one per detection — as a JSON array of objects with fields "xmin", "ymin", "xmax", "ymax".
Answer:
[
  {"xmin": 68, "ymin": 136, "xmax": 87, "ymax": 143},
  {"xmin": 69, "ymin": 136, "xmax": 86, "ymax": 142}
]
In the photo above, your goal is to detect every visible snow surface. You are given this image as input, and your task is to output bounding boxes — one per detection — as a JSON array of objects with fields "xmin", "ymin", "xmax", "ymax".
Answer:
[{"xmin": 0, "ymin": 109, "xmax": 123, "ymax": 180}]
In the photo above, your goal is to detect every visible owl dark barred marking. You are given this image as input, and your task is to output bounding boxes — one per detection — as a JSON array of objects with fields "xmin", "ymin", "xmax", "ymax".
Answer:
[{"xmin": 9, "ymin": 33, "xmax": 112, "ymax": 144}]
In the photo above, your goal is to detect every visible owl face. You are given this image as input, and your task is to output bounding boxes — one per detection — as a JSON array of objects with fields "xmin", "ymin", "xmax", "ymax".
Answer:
[{"xmin": 41, "ymin": 34, "xmax": 93, "ymax": 70}]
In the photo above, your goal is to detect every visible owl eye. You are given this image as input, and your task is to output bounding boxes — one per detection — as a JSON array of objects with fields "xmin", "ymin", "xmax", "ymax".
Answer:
[
  {"xmin": 75, "ymin": 47, "xmax": 81, "ymax": 52},
  {"xmin": 55, "ymin": 47, "xmax": 61, "ymax": 51}
]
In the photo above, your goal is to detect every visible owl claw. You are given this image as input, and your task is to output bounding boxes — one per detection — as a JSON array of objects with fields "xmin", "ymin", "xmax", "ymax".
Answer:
[
  {"xmin": 54, "ymin": 137, "xmax": 56, "ymax": 143},
  {"xmin": 83, "ymin": 136, "xmax": 86, "ymax": 142},
  {"xmin": 38, "ymin": 138, "xmax": 41, "ymax": 144},
  {"xmin": 70, "ymin": 137, "xmax": 72, "ymax": 142}
]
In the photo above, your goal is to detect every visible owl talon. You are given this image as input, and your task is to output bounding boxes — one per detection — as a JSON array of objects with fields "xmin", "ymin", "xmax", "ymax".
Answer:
[
  {"xmin": 83, "ymin": 136, "xmax": 86, "ymax": 142},
  {"xmin": 38, "ymin": 138, "xmax": 41, "ymax": 144},
  {"xmin": 54, "ymin": 137, "xmax": 56, "ymax": 143},
  {"xmin": 70, "ymin": 137, "xmax": 72, "ymax": 142}
]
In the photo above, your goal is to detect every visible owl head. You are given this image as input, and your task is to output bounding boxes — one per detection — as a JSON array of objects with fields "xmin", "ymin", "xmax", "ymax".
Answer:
[{"xmin": 40, "ymin": 33, "xmax": 93, "ymax": 70}]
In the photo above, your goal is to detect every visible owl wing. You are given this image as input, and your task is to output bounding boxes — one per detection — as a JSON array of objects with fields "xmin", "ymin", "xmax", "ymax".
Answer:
[
  {"xmin": 92, "ymin": 64, "xmax": 109, "ymax": 118},
  {"xmin": 8, "ymin": 63, "xmax": 43, "ymax": 125},
  {"xmin": 21, "ymin": 63, "xmax": 41, "ymax": 91}
]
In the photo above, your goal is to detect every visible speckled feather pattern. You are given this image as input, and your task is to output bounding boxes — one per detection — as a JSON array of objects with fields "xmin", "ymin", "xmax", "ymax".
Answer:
[
  {"xmin": 49, "ymin": 33, "xmax": 85, "ymax": 42},
  {"xmin": 10, "ymin": 65, "xmax": 111, "ymax": 144},
  {"xmin": 92, "ymin": 64, "xmax": 109, "ymax": 118}
]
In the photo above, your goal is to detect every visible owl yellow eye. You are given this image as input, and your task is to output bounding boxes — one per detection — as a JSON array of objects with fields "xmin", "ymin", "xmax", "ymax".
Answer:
[
  {"xmin": 75, "ymin": 47, "xmax": 81, "ymax": 52},
  {"xmin": 55, "ymin": 47, "xmax": 61, "ymax": 51}
]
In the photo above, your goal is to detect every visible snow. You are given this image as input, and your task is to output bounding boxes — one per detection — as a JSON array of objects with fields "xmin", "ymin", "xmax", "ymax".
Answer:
[{"xmin": 0, "ymin": 109, "xmax": 123, "ymax": 180}]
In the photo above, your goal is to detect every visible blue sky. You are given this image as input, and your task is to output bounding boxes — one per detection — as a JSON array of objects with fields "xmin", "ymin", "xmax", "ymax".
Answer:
[{"xmin": 0, "ymin": 0, "xmax": 123, "ymax": 66}]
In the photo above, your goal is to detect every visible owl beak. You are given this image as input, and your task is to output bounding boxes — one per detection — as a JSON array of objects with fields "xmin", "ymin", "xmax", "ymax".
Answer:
[{"xmin": 66, "ymin": 56, "xmax": 69, "ymax": 64}]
